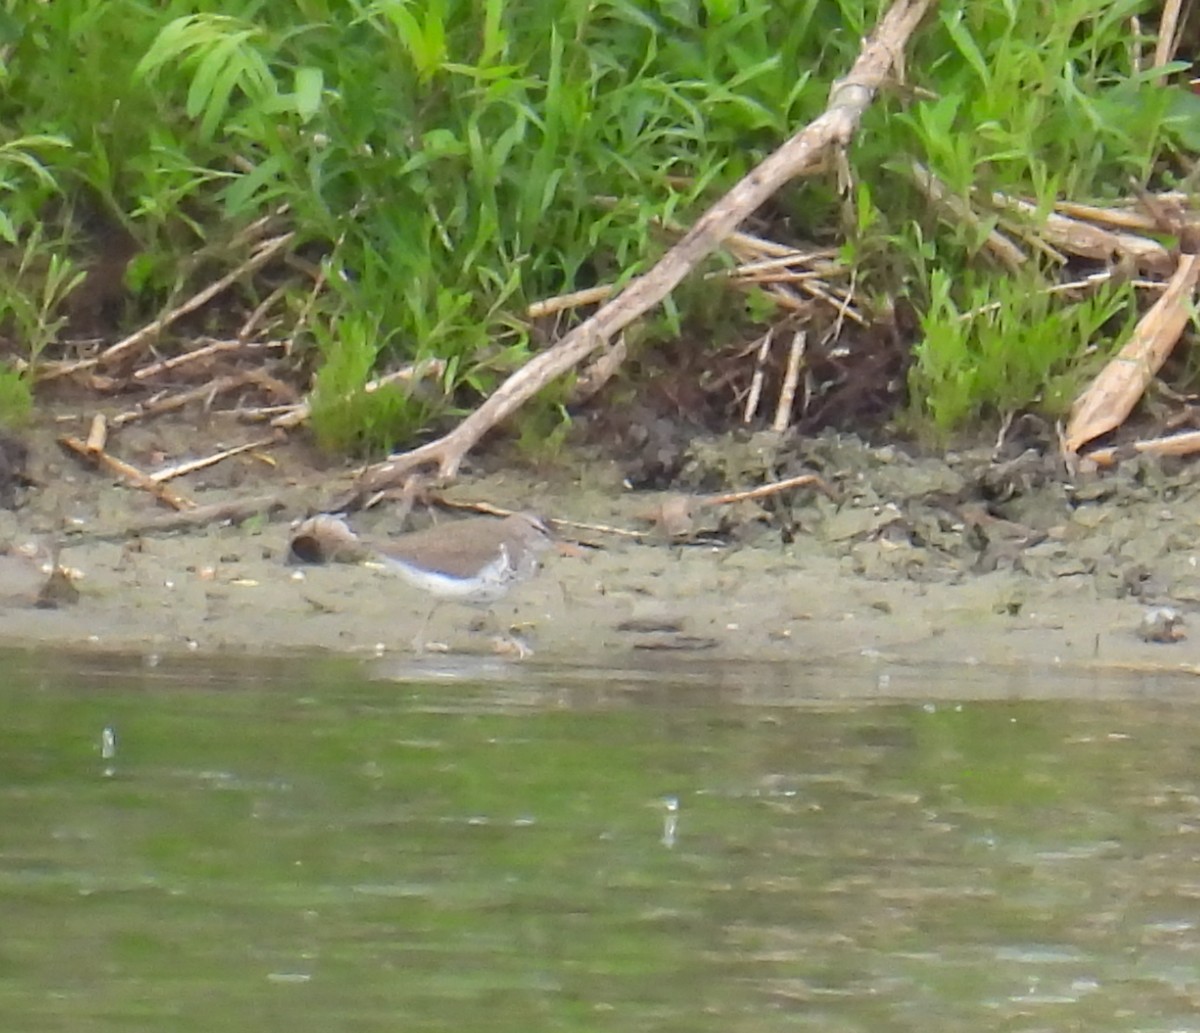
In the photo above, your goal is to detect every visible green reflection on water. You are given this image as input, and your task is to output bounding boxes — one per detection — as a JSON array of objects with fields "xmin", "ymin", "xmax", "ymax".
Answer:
[{"xmin": 1, "ymin": 650, "xmax": 1199, "ymax": 1032}]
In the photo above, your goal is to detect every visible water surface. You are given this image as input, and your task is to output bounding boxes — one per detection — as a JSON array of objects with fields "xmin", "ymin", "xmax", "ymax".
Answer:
[{"xmin": 2, "ymin": 650, "xmax": 1199, "ymax": 1031}]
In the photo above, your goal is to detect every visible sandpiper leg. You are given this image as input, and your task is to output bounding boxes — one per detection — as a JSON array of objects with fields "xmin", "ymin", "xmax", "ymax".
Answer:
[{"xmin": 409, "ymin": 602, "xmax": 441, "ymax": 653}]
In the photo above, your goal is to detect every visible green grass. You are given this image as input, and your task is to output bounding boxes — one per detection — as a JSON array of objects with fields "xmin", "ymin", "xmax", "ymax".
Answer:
[
  {"xmin": 0, "ymin": 220, "xmax": 84, "ymax": 425},
  {"xmin": 0, "ymin": 0, "xmax": 1191, "ymax": 444},
  {"xmin": 911, "ymin": 267, "xmax": 1136, "ymax": 436}
]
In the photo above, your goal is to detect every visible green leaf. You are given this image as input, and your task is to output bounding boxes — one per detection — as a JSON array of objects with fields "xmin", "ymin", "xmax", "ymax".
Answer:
[
  {"xmin": 186, "ymin": 33, "xmax": 245, "ymax": 120},
  {"xmin": 941, "ymin": 10, "xmax": 991, "ymax": 89},
  {"xmin": 293, "ymin": 66, "xmax": 324, "ymax": 122},
  {"xmin": 223, "ymin": 154, "xmax": 285, "ymax": 216},
  {"xmin": 1164, "ymin": 88, "xmax": 1200, "ymax": 153}
]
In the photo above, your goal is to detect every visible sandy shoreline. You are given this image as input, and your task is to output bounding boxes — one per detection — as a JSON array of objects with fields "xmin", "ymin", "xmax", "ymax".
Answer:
[
  {"xmin": 0, "ymin": 506, "xmax": 1194, "ymax": 682},
  {"xmin": 1, "ymin": 412, "xmax": 1198, "ymax": 685}
]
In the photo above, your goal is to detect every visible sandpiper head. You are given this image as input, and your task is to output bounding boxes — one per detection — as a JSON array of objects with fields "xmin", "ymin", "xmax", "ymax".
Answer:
[
  {"xmin": 504, "ymin": 512, "xmax": 555, "ymax": 549},
  {"xmin": 493, "ymin": 512, "xmax": 555, "ymax": 583}
]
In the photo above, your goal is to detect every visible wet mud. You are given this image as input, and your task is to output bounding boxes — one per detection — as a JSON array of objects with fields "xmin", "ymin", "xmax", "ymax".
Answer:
[{"xmin": 1, "ymin": 411, "xmax": 1198, "ymax": 681}]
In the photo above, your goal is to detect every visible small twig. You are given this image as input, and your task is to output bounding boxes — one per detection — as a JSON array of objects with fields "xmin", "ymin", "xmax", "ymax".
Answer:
[
  {"xmin": 550, "ymin": 517, "xmax": 645, "ymax": 540},
  {"xmin": 718, "ymin": 249, "xmax": 845, "ymax": 281},
  {"xmin": 289, "ymin": 251, "xmax": 330, "ymax": 349},
  {"xmin": 148, "ymin": 436, "xmax": 279, "ymax": 484},
  {"xmin": 772, "ymin": 330, "xmax": 806, "ymax": 432},
  {"xmin": 1053, "ymin": 199, "xmax": 1171, "ymax": 233},
  {"xmin": 530, "ymin": 252, "xmax": 845, "ymax": 320},
  {"xmin": 133, "ymin": 338, "xmax": 285, "ymax": 382},
  {"xmin": 229, "ymin": 205, "xmax": 290, "ymax": 245},
  {"xmin": 527, "ymin": 285, "xmax": 616, "ymax": 319},
  {"xmin": 763, "ymin": 283, "xmax": 813, "ymax": 312},
  {"xmin": 436, "ymin": 477, "xmax": 830, "ymax": 543},
  {"xmin": 992, "ymin": 191, "xmax": 1173, "ymax": 274},
  {"xmin": 703, "ymin": 472, "xmax": 834, "ymax": 507},
  {"xmin": 530, "ymin": 234, "xmax": 844, "ymax": 326},
  {"xmin": 1153, "ymin": 0, "xmax": 1185, "ymax": 81},
  {"xmin": 726, "ymin": 230, "xmax": 815, "ymax": 260},
  {"xmin": 287, "ymin": 201, "xmax": 362, "ymax": 350},
  {"xmin": 726, "ymin": 268, "xmax": 837, "ymax": 287},
  {"xmin": 98, "ymin": 230, "xmax": 296, "ymax": 370},
  {"xmin": 824, "ymin": 265, "xmax": 860, "ymax": 350},
  {"xmin": 85, "ymin": 413, "xmax": 107, "ymax": 454},
  {"xmin": 59, "ymin": 436, "xmax": 195, "ymax": 510},
  {"xmin": 245, "ymin": 368, "xmax": 299, "ymax": 404},
  {"xmin": 957, "ymin": 269, "xmax": 1164, "ymax": 323},
  {"xmin": 742, "ymin": 330, "xmax": 773, "ymax": 424},
  {"xmin": 110, "ymin": 372, "xmax": 267, "ymax": 427},
  {"xmin": 569, "ymin": 333, "xmax": 628, "ymax": 405},
  {"xmin": 993, "ymin": 409, "xmax": 1015, "ymax": 454},
  {"xmin": 1086, "ymin": 428, "xmax": 1200, "ymax": 467},
  {"xmin": 235, "ymin": 404, "xmax": 298, "ymax": 421},
  {"xmin": 271, "ymin": 358, "xmax": 447, "ymax": 430},
  {"xmin": 792, "ymin": 277, "xmax": 866, "ymax": 324},
  {"xmin": 239, "ymin": 283, "xmax": 290, "ymax": 341},
  {"xmin": 911, "ymin": 159, "xmax": 1027, "ymax": 271},
  {"xmin": 417, "ymin": 496, "xmax": 640, "ymax": 540}
]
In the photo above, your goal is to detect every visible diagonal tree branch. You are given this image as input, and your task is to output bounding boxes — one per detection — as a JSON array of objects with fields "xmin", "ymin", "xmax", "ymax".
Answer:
[{"xmin": 338, "ymin": 0, "xmax": 932, "ymax": 504}]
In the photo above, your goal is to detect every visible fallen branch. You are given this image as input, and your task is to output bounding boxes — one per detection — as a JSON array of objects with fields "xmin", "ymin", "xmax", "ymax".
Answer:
[
  {"xmin": 1066, "ymin": 252, "xmax": 1200, "ymax": 454},
  {"xmin": 59, "ymin": 436, "xmax": 196, "ymax": 510},
  {"xmin": 333, "ymin": 0, "xmax": 932, "ymax": 503}
]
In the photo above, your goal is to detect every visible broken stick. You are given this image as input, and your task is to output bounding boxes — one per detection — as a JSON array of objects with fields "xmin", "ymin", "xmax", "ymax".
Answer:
[
  {"xmin": 148, "ymin": 436, "xmax": 279, "ymax": 484},
  {"xmin": 59, "ymin": 436, "xmax": 195, "ymax": 511}
]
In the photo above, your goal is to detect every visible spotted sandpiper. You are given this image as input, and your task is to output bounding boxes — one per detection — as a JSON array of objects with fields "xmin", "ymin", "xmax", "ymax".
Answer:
[
  {"xmin": 370, "ymin": 511, "xmax": 554, "ymax": 604},
  {"xmin": 368, "ymin": 511, "xmax": 557, "ymax": 652},
  {"xmin": 288, "ymin": 510, "xmax": 560, "ymax": 652}
]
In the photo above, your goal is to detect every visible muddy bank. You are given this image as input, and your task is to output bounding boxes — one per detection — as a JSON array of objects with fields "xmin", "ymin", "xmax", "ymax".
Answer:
[{"xmin": 0, "ymin": 411, "xmax": 1198, "ymax": 678}]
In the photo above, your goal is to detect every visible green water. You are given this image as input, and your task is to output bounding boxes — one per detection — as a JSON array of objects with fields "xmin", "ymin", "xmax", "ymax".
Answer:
[{"xmin": 2, "ymin": 650, "xmax": 1199, "ymax": 1031}]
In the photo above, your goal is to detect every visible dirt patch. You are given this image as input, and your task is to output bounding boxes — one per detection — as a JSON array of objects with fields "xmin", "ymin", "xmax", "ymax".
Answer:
[{"xmin": 0, "ymin": 407, "xmax": 1197, "ymax": 679}]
